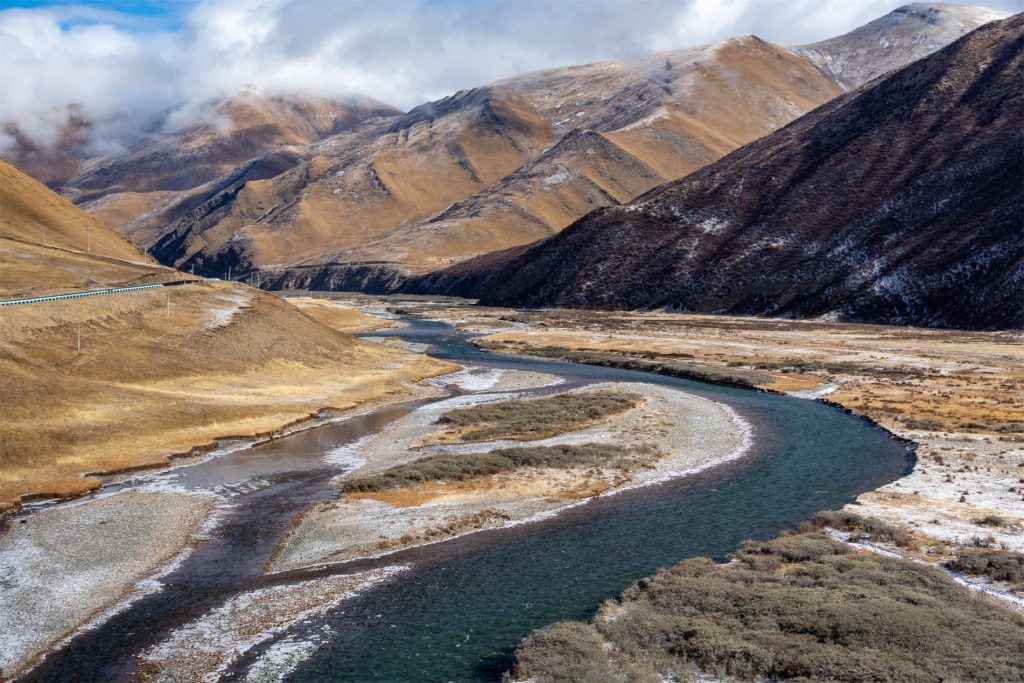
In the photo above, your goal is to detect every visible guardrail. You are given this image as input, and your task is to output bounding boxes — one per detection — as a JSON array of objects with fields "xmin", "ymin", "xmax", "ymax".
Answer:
[{"xmin": 0, "ymin": 280, "xmax": 192, "ymax": 307}]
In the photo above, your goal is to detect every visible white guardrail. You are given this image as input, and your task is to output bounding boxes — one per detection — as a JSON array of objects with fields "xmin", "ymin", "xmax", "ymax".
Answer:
[{"xmin": 0, "ymin": 279, "xmax": 214, "ymax": 307}]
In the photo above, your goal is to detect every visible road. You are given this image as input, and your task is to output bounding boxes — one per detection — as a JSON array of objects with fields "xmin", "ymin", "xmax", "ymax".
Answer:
[{"xmin": 0, "ymin": 279, "xmax": 213, "ymax": 307}]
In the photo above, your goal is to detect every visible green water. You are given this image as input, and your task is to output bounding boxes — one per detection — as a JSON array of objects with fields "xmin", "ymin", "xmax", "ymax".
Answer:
[{"xmin": 282, "ymin": 318, "xmax": 911, "ymax": 682}]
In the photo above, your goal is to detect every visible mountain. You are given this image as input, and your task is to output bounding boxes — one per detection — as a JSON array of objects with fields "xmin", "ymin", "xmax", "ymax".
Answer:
[
  {"xmin": 120, "ymin": 35, "xmax": 847, "ymax": 285},
  {"xmin": 1, "ymin": 106, "xmax": 92, "ymax": 188},
  {"xmin": 0, "ymin": 158, "xmax": 173, "ymax": 298},
  {"xmin": 64, "ymin": 90, "xmax": 399, "ymax": 202},
  {"xmin": 119, "ymin": 4, "xmax": 1004, "ymax": 290},
  {"xmin": 795, "ymin": 2, "xmax": 1009, "ymax": 88},
  {"xmin": 435, "ymin": 14, "xmax": 1023, "ymax": 330}
]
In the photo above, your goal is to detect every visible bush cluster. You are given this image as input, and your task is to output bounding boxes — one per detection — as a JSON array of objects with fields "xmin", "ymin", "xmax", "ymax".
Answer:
[
  {"xmin": 507, "ymin": 532, "xmax": 1024, "ymax": 682},
  {"xmin": 342, "ymin": 443, "xmax": 657, "ymax": 493},
  {"xmin": 437, "ymin": 391, "xmax": 641, "ymax": 441},
  {"xmin": 947, "ymin": 548, "xmax": 1024, "ymax": 584}
]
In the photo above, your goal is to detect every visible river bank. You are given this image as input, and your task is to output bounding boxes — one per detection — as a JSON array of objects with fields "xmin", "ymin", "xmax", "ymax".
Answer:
[
  {"xmin": 270, "ymin": 372, "xmax": 749, "ymax": 572},
  {"xmin": 0, "ymin": 285, "xmax": 456, "ymax": 512},
  {"xmin": 361, "ymin": 300, "xmax": 1021, "ymax": 596}
]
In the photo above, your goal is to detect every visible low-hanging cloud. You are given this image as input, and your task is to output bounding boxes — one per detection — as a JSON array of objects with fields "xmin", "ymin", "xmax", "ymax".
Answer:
[{"xmin": 0, "ymin": 0, "xmax": 1017, "ymax": 155}]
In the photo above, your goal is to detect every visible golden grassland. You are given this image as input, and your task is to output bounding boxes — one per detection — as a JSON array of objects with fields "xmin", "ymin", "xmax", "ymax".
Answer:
[
  {"xmin": 0, "ymin": 158, "xmax": 143, "ymax": 263},
  {"xmin": 284, "ymin": 297, "xmax": 395, "ymax": 333},
  {"xmin": 0, "ymin": 281, "xmax": 455, "ymax": 511},
  {"xmin": 0, "ymin": 238, "xmax": 178, "ymax": 299}
]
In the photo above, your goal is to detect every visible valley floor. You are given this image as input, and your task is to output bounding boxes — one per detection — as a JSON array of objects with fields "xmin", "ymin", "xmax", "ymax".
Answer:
[
  {"xmin": 333, "ymin": 297, "xmax": 1024, "ymax": 595},
  {"xmin": 0, "ymin": 285, "xmax": 456, "ymax": 512}
]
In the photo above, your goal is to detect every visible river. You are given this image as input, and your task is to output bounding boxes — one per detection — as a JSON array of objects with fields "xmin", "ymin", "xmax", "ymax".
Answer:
[{"xmin": 19, "ymin": 315, "xmax": 911, "ymax": 682}]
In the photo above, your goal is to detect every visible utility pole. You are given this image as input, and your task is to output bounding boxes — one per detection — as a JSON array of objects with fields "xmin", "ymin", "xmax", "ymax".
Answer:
[
  {"xmin": 166, "ymin": 292, "xmax": 170, "ymax": 317},
  {"xmin": 86, "ymin": 225, "xmax": 91, "ymax": 254},
  {"xmin": 76, "ymin": 323, "xmax": 81, "ymax": 354},
  {"xmin": 227, "ymin": 266, "xmax": 232, "ymax": 281}
]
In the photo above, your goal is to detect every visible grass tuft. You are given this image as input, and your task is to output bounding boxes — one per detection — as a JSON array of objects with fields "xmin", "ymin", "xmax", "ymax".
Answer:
[
  {"xmin": 436, "ymin": 391, "xmax": 641, "ymax": 442},
  {"xmin": 341, "ymin": 443, "xmax": 658, "ymax": 493}
]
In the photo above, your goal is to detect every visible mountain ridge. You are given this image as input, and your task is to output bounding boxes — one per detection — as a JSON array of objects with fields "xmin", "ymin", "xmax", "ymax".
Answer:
[{"xmin": 430, "ymin": 13, "xmax": 1023, "ymax": 330}]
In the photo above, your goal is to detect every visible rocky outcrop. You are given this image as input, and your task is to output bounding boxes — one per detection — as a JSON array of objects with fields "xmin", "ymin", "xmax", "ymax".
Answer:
[{"xmin": 796, "ymin": 2, "xmax": 1008, "ymax": 88}]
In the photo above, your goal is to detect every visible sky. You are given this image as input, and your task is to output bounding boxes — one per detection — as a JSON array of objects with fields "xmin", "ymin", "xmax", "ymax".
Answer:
[{"xmin": 1, "ymin": 0, "xmax": 1020, "ymax": 154}]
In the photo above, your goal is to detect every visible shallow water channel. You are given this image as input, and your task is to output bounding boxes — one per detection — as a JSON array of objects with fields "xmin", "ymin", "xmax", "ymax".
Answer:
[{"xmin": 20, "ymin": 316, "xmax": 911, "ymax": 682}]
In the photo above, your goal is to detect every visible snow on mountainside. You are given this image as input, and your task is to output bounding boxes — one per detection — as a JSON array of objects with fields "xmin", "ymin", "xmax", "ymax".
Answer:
[
  {"xmin": 796, "ymin": 2, "xmax": 1010, "ymax": 88},
  {"xmin": 433, "ymin": 14, "xmax": 1023, "ymax": 330}
]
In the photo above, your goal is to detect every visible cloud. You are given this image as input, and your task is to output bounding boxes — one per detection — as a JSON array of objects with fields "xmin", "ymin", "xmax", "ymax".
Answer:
[{"xmin": 0, "ymin": 0, "xmax": 1017, "ymax": 154}]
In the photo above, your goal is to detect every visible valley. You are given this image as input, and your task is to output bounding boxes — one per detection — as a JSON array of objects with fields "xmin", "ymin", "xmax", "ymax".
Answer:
[{"xmin": 1, "ymin": 3, "xmax": 1021, "ymax": 681}]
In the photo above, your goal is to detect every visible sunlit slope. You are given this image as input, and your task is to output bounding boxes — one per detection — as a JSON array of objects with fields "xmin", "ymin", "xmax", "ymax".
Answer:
[
  {"xmin": 0, "ymin": 158, "xmax": 174, "ymax": 298},
  {"xmin": 1, "ymin": 158, "xmax": 145, "ymax": 262},
  {"xmin": 0, "ymin": 280, "xmax": 453, "ymax": 511}
]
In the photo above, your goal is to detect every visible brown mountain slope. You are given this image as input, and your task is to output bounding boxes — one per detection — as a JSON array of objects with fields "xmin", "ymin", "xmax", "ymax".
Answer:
[
  {"xmin": 138, "ymin": 35, "xmax": 844, "ymax": 284},
  {"xmin": 0, "ymin": 161, "xmax": 453, "ymax": 512},
  {"xmin": 131, "ymin": 5, "xmax": 1002, "ymax": 290},
  {"xmin": 0, "ymin": 158, "xmax": 175, "ymax": 298},
  {"xmin": 796, "ymin": 2, "xmax": 1009, "ymax": 88},
  {"xmin": 440, "ymin": 15, "xmax": 1024, "ymax": 330},
  {"xmin": 66, "ymin": 90, "xmax": 399, "ymax": 203}
]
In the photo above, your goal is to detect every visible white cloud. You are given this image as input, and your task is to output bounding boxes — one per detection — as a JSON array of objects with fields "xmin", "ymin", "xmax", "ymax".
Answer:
[{"xmin": 0, "ymin": 0, "xmax": 1017, "ymax": 154}]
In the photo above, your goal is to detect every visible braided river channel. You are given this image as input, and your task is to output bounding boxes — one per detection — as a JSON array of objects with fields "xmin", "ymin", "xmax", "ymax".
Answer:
[{"xmin": 20, "ymin": 316, "xmax": 912, "ymax": 682}]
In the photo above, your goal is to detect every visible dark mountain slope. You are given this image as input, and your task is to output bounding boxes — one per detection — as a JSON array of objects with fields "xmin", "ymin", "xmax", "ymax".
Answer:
[{"xmin": 449, "ymin": 15, "xmax": 1023, "ymax": 330}]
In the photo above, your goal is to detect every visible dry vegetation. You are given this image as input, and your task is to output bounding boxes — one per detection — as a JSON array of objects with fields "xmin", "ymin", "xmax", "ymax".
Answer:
[
  {"xmin": 0, "ymin": 282, "xmax": 454, "ymax": 511},
  {"xmin": 341, "ymin": 443, "xmax": 658, "ymax": 494},
  {"xmin": 408, "ymin": 306, "xmax": 1024, "ymax": 559},
  {"xmin": 283, "ymin": 297, "xmax": 396, "ymax": 333},
  {"xmin": 434, "ymin": 391, "xmax": 641, "ymax": 442},
  {"xmin": 507, "ymin": 530, "xmax": 1024, "ymax": 683},
  {"xmin": 1, "ymin": 157, "xmax": 180, "ymax": 299}
]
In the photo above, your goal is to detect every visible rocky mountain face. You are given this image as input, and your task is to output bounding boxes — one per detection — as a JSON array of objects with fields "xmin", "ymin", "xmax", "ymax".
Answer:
[
  {"xmin": 795, "ymin": 2, "xmax": 1008, "ymax": 88},
  {"xmin": 440, "ymin": 15, "xmax": 1022, "ymax": 330}
]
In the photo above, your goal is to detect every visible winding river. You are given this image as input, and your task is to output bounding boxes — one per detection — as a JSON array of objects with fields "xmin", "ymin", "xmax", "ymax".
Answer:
[{"xmin": 19, "ymin": 315, "xmax": 911, "ymax": 682}]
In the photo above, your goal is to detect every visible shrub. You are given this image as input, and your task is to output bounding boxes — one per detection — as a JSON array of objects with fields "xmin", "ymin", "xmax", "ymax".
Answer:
[
  {"xmin": 437, "ymin": 391, "xmax": 641, "ymax": 441},
  {"xmin": 341, "ymin": 443, "xmax": 658, "ymax": 493},
  {"xmin": 509, "ymin": 532, "xmax": 1024, "ymax": 682},
  {"xmin": 811, "ymin": 510, "xmax": 916, "ymax": 547},
  {"xmin": 947, "ymin": 548, "xmax": 1024, "ymax": 584}
]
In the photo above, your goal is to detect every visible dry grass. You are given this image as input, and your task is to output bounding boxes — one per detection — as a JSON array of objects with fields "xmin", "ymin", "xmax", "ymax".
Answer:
[
  {"xmin": 0, "ymin": 281, "xmax": 455, "ymax": 511},
  {"xmin": 341, "ymin": 443, "xmax": 657, "ymax": 494},
  {"xmin": 434, "ymin": 391, "xmax": 641, "ymax": 442},
  {"xmin": 286, "ymin": 297, "xmax": 395, "ymax": 333},
  {"xmin": 0, "ymin": 158, "xmax": 142, "ymax": 263},
  {"xmin": 349, "ymin": 469, "xmax": 614, "ymax": 508},
  {"xmin": 508, "ymin": 532, "xmax": 1024, "ymax": 682}
]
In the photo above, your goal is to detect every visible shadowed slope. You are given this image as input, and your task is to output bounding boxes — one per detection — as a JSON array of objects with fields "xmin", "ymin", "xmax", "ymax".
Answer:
[{"xmin": 457, "ymin": 15, "xmax": 1023, "ymax": 330}]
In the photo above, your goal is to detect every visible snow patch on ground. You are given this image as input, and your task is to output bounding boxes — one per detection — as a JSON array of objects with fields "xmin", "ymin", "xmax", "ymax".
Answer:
[
  {"xmin": 140, "ymin": 565, "xmax": 407, "ymax": 682},
  {"xmin": 203, "ymin": 290, "xmax": 253, "ymax": 330},
  {"xmin": 787, "ymin": 383, "xmax": 838, "ymax": 399},
  {"xmin": 428, "ymin": 366, "xmax": 507, "ymax": 392},
  {"xmin": 324, "ymin": 434, "xmax": 373, "ymax": 469},
  {"xmin": 542, "ymin": 164, "xmax": 570, "ymax": 186}
]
